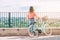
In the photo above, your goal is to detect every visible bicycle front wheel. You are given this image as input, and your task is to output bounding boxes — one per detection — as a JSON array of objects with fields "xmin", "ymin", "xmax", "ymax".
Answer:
[{"xmin": 43, "ymin": 24, "xmax": 52, "ymax": 36}]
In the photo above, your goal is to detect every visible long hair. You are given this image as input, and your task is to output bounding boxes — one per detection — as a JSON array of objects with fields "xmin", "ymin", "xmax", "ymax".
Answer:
[{"xmin": 29, "ymin": 6, "xmax": 34, "ymax": 13}]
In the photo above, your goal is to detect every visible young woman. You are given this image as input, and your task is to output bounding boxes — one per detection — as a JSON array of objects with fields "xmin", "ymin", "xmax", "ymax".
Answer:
[{"xmin": 26, "ymin": 6, "xmax": 40, "ymax": 36}]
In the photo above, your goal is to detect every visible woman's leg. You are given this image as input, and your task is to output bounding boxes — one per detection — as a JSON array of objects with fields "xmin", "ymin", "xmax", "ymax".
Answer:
[{"xmin": 28, "ymin": 18, "xmax": 34, "ymax": 33}]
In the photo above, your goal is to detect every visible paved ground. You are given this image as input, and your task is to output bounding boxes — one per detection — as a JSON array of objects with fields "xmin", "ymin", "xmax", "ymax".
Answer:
[
  {"xmin": 0, "ymin": 35, "xmax": 60, "ymax": 40},
  {"xmin": 0, "ymin": 28, "xmax": 60, "ymax": 36}
]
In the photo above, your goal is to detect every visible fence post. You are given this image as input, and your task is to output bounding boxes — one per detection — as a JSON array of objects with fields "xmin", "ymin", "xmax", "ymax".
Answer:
[{"xmin": 8, "ymin": 12, "xmax": 11, "ymax": 28}]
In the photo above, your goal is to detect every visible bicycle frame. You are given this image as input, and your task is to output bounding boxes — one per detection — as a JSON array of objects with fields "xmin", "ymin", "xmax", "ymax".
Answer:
[
  {"xmin": 28, "ymin": 18, "xmax": 52, "ymax": 37},
  {"xmin": 34, "ymin": 18, "xmax": 52, "ymax": 35}
]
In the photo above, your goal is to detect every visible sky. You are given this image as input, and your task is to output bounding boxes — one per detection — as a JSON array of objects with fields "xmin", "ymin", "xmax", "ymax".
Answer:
[{"xmin": 0, "ymin": 0, "xmax": 60, "ymax": 18}]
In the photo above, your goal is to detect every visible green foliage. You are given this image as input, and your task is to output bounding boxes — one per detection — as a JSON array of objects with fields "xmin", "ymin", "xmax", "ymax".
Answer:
[
  {"xmin": 49, "ymin": 22, "xmax": 60, "ymax": 27},
  {"xmin": 0, "ymin": 17, "xmax": 27, "ymax": 28},
  {"xmin": 0, "ymin": 17, "xmax": 60, "ymax": 28}
]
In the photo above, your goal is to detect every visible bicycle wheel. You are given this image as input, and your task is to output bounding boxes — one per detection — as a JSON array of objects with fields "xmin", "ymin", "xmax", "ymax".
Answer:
[
  {"xmin": 28, "ymin": 24, "xmax": 38, "ymax": 37},
  {"xmin": 28, "ymin": 25, "xmax": 34, "ymax": 37},
  {"xmin": 43, "ymin": 23, "xmax": 52, "ymax": 35}
]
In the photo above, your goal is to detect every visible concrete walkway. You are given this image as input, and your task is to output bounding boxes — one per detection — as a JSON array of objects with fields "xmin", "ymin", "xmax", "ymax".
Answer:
[
  {"xmin": 0, "ymin": 28, "xmax": 60, "ymax": 36},
  {"xmin": 0, "ymin": 35, "xmax": 60, "ymax": 40}
]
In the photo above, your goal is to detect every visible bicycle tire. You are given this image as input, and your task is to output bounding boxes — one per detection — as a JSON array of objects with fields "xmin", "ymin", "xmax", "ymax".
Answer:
[
  {"xmin": 28, "ymin": 25, "xmax": 38, "ymax": 37},
  {"xmin": 43, "ymin": 23, "xmax": 52, "ymax": 35}
]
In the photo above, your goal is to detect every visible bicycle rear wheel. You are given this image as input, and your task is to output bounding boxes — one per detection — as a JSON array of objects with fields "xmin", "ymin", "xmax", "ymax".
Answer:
[{"xmin": 28, "ymin": 25, "xmax": 38, "ymax": 37}]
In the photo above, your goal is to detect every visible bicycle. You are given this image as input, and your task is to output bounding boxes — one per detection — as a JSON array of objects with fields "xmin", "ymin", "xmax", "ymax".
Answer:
[{"xmin": 28, "ymin": 18, "xmax": 52, "ymax": 37}]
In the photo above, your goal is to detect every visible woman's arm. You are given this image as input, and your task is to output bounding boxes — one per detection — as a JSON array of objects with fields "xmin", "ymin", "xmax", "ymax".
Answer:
[{"xmin": 34, "ymin": 13, "xmax": 40, "ymax": 20}]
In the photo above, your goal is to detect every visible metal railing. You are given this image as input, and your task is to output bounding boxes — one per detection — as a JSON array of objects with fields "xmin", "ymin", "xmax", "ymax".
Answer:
[
  {"xmin": 0, "ymin": 12, "xmax": 60, "ymax": 28},
  {"xmin": 0, "ymin": 12, "xmax": 28, "ymax": 28}
]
